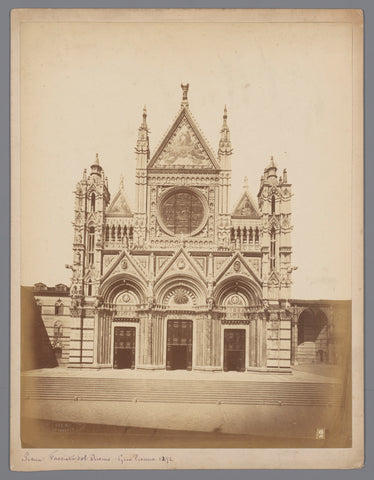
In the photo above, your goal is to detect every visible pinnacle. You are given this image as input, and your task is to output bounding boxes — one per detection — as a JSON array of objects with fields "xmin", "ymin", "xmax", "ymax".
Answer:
[
  {"xmin": 140, "ymin": 105, "xmax": 148, "ymax": 130},
  {"xmin": 181, "ymin": 83, "xmax": 190, "ymax": 108},
  {"xmin": 119, "ymin": 174, "xmax": 124, "ymax": 189}
]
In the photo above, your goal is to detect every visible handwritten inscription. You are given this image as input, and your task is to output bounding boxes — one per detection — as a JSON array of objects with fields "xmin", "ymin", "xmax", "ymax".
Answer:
[{"xmin": 21, "ymin": 450, "xmax": 174, "ymax": 466}]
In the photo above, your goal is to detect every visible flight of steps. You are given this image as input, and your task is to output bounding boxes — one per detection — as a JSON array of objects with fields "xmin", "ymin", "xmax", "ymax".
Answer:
[{"xmin": 21, "ymin": 376, "xmax": 344, "ymax": 407}]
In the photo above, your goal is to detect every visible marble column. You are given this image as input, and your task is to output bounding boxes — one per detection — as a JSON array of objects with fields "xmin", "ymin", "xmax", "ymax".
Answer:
[
  {"xmin": 151, "ymin": 314, "xmax": 165, "ymax": 368},
  {"xmin": 195, "ymin": 314, "xmax": 221, "ymax": 370},
  {"xmin": 97, "ymin": 310, "xmax": 112, "ymax": 366}
]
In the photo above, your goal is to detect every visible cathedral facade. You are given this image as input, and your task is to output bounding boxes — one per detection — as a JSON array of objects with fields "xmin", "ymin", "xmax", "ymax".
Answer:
[
  {"xmin": 60, "ymin": 84, "xmax": 294, "ymax": 372},
  {"xmin": 32, "ymin": 85, "xmax": 349, "ymax": 373}
]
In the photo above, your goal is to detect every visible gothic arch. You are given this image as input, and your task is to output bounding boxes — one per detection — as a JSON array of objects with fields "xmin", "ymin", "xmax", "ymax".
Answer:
[
  {"xmin": 99, "ymin": 273, "xmax": 147, "ymax": 304},
  {"xmin": 214, "ymin": 275, "xmax": 262, "ymax": 307}
]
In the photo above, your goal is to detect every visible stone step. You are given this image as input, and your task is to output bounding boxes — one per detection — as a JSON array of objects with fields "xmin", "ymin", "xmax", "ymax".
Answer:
[{"xmin": 21, "ymin": 377, "xmax": 343, "ymax": 406}]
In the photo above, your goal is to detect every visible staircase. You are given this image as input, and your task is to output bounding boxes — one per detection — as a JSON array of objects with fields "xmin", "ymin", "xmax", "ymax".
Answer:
[{"xmin": 21, "ymin": 376, "xmax": 344, "ymax": 407}]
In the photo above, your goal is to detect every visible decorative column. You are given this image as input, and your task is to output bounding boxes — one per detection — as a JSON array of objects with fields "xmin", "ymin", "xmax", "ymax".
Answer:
[
  {"xmin": 138, "ymin": 311, "xmax": 152, "ymax": 368},
  {"xmin": 249, "ymin": 313, "xmax": 257, "ymax": 367},
  {"xmin": 150, "ymin": 312, "xmax": 165, "ymax": 368},
  {"xmin": 96, "ymin": 308, "xmax": 113, "ymax": 367},
  {"xmin": 194, "ymin": 311, "xmax": 221, "ymax": 371},
  {"xmin": 291, "ymin": 307, "xmax": 299, "ymax": 365}
]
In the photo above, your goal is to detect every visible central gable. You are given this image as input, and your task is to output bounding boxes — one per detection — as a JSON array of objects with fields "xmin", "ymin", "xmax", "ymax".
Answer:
[
  {"xmin": 148, "ymin": 108, "xmax": 220, "ymax": 171},
  {"xmin": 154, "ymin": 247, "xmax": 207, "ymax": 285}
]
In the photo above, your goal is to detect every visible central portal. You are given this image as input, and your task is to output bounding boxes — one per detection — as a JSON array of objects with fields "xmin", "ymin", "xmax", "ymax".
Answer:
[
  {"xmin": 166, "ymin": 320, "xmax": 193, "ymax": 370},
  {"xmin": 224, "ymin": 329, "xmax": 246, "ymax": 372}
]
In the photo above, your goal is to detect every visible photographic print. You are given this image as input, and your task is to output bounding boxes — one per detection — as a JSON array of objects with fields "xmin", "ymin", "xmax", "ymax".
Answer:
[{"xmin": 10, "ymin": 9, "xmax": 364, "ymax": 470}]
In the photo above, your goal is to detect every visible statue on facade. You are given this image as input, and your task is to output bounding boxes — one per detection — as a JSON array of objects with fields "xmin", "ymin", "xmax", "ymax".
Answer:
[{"xmin": 207, "ymin": 297, "xmax": 214, "ymax": 310}]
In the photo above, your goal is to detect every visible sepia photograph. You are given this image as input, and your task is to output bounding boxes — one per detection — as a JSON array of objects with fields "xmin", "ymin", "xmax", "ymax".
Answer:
[{"xmin": 10, "ymin": 8, "xmax": 364, "ymax": 470}]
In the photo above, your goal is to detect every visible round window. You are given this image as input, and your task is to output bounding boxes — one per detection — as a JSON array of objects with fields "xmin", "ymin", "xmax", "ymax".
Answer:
[{"xmin": 159, "ymin": 189, "xmax": 206, "ymax": 235}]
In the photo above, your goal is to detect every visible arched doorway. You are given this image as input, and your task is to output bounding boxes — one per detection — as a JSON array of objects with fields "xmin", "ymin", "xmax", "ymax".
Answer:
[
  {"xmin": 99, "ymin": 273, "xmax": 146, "ymax": 369},
  {"xmin": 297, "ymin": 309, "xmax": 328, "ymax": 364},
  {"xmin": 215, "ymin": 277, "xmax": 261, "ymax": 372},
  {"xmin": 157, "ymin": 278, "xmax": 203, "ymax": 371},
  {"xmin": 112, "ymin": 290, "xmax": 139, "ymax": 369}
]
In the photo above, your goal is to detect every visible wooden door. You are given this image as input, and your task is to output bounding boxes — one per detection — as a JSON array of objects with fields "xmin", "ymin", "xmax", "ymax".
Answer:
[
  {"xmin": 113, "ymin": 326, "xmax": 136, "ymax": 369},
  {"xmin": 224, "ymin": 329, "xmax": 246, "ymax": 372},
  {"xmin": 166, "ymin": 320, "xmax": 193, "ymax": 370}
]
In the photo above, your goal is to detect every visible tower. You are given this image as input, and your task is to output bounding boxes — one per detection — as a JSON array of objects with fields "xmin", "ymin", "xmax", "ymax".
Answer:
[
  {"xmin": 258, "ymin": 156, "xmax": 293, "ymax": 301},
  {"xmin": 69, "ymin": 154, "xmax": 110, "ymax": 365}
]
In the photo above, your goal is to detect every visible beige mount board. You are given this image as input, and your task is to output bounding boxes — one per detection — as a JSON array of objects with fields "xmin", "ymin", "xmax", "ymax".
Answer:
[{"xmin": 10, "ymin": 8, "xmax": 363, "ymax": 470}]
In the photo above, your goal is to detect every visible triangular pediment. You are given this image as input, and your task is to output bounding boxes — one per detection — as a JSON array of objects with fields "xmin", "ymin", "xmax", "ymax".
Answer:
[
  {"xmin": 215, "ymin": 252, "xmax": 262, "ymax": 286},
  {"xmin": 268, "ymin": 215, "xmax": 281, "ymax": 230},
  {"xmin": 101, "ymin": 249, "xmax": 146, "ymax": 283},
  {"xmin": 148, "ymin": 108, "xmax": 220, "ymax": 170},
  {"xmin": 154, "ymin": 247, "xmax": 207, "ymax": 285},
  {"xmin": 232, "ymin": 191, "xmax": 261, "ymax": 219},
  {"xmin": 268, "ymin": 270, "xmax": 280, "ymax": 285},
  {"xmin": 106, "ymin": 189, "xmax": 133, "ymax": 217}
]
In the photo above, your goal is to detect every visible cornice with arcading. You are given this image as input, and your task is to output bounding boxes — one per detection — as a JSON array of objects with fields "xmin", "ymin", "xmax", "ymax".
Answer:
[{"xmin": 147, "ymin": 174, "xmax": 220, "ymax": 186}]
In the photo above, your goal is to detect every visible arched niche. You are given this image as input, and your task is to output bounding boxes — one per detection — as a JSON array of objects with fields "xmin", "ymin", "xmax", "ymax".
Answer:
[
  {"xmin": 155, "ymin": 274, "xmax": 206, "ymax": 307},
  {"xmin": 214, "ymin": 275, "xmax": 262, "ymax": 307},
  {"xmin": 222, "ymin": 292, "xmax": 248, "ymax": 307},
  {"xmin": 297, "ymin": 309, "xmax": 329, "ymax": 364},
  {"xmin": 99, "ymin": 273, "xmax": 146, "ymax": 305}
]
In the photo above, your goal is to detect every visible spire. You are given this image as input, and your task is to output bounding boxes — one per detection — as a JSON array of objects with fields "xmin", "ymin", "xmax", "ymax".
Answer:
[
  {"xmin": 181, "ymin": 83, "xmax": 189, "ymax": 108},
  {"xmin": 90, "ymin": 152, "xmax": 103, "ymax": 175},
  {"xmin": 119, "ymin": 174, "xmax": 124, "ymax": 190},
  {"xmin": 283, "ymin": 168, "xmax": 288, "ymax": 183},
  {"xmin": 243, "ymin": 176, "xmax": 248, "ymax": 190},
  {"xmin": 136, "ymin": 105, "xmax": 150, "ymax": 161},
  {"xmin": 141, "ymin": 105, "xmax": 147, "ymax": 129},
  {"xmin": 218, "ymin": 105, "xmax": 233, "ymax": 162},
  {"xmin": 264, "ymin": 155, "xmax": 277, "ymax": 184}
]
